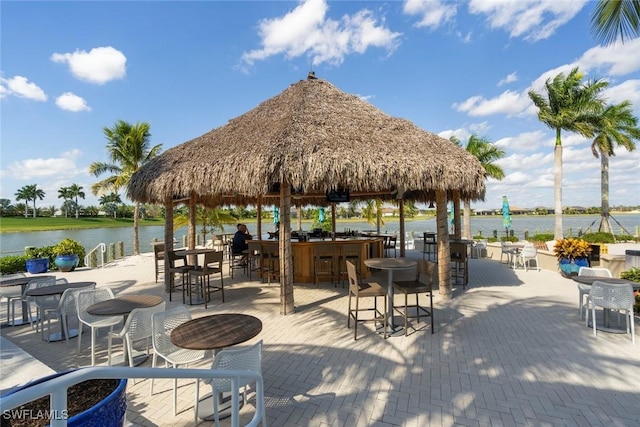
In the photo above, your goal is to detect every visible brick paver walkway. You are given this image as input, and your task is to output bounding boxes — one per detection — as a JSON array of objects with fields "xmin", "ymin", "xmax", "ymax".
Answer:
[{"xmin": 2, "ymin": 250, "xmax": 639, "ymax": 426}]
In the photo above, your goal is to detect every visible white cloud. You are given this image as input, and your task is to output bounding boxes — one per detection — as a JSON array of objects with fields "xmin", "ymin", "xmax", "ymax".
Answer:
[
  {"xmin": 577, "ymin": 38, "xmax": 640, "ymax": 76},
  {"xmin": 498, "ymin": 72, "xmax": 518, "ymax": 86},
  {"xmin": 603, "ymin": 80, "xmax": 640, "ymax": 107},
  {"xmin": 452, "ymin": 90, "xmax": 530, "ymax": 116},
  {"xmin": 468, "ymin": 0, "xmax": 587, "ymax": 41},
  {"xmin": 51, "ymin": 46, "xmax": 126, "ymax": 84},
  {"xmin": 241, "ymin": 0, "xmax": 401, "ymax": 69},
  {"xmin": 55, "ymin": 92, "xmax": 91, "ymax": 112},
  {"xmin": 494, "ymin": 130, "xmax": 549, "ymax": 152},
  {"xmin": 0, "ymin": 75, "xmax": 47, "ymax": 101},
  {"xmin": 403, "ymin": 0, "xmax": 457, "ymax": 30},
  {"xmin": 4, "ymin": 150, "xmax": 83, "ymax": 180}
]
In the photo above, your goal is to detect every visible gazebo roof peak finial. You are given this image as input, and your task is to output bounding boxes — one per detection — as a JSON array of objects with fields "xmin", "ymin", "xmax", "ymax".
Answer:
[{"xmin": 307, "ymin": 71, "xmax": 317, "ymax": 80}]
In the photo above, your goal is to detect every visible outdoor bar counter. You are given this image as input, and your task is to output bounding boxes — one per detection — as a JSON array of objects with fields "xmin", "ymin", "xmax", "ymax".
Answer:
[{"xmin": 252, "ymin": 237, "xmax": 384, "ymax": 283}]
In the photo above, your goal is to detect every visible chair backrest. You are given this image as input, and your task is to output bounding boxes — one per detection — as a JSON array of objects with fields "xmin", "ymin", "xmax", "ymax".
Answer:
[
  {"xmin": 77, "ymin": 288, "xmax": 116, "ymax": 324},
  {"xmin": 203, "ymin": 250, "xmax": 224, "ymax": 268},
  {"xmin": 578, "ymin": 267, "xmax": 612, "ymax": 278},
  {"xmin": 152, "ymin": 305, "xmax": 192, "ymax": 357},
  {"xmin": 206, "ymin": 340, "xmax": 263, "ymax": 391},
  {"xmin": 23, "ymin": 276, "xmax": 56, "ymax": 297},
  {"xmin": 451, "ymin": 242, "xmax": 468, "ymax": 261},
  {"xmin": 154, "ymin": 243, "xmax": 165, "ymax": 260},
  {"xmin": 501, "ymin": 241, "xmax": 513, "ymax": 253},
  {"xmin": 56, "ymin": 278, "xmax": 69, "ymax": 285},
  {"xmin": 167, "ymin": 250, "xmax": 187, "ymax": 268},
  {"xmin": 26, "ymin": 277, "xmax": 57, "ymax": 308},
  {"xmin": 416, "ymin": 260, "xmax": 436, "ymax": 288},
  {"xmin": 59, "ymin": 284, "xmax": 96, "ymax": 314},
  {"xmin": 521, "ymin": 245, "xmax": 537, "ymax": 258},
  {"xmin": 123, "ymin": 303, "xmax": 166, "ymax": 349},
  {"xmin": 589, "ymin": 281, "xmax": 634, "ymax": 310},
  {"xmin": 346, "ymin": 261, "xmax": 360, "ymax": 294}
]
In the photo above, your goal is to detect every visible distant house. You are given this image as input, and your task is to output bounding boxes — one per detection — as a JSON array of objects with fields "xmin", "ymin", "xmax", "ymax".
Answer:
[{"xmin": 381, "ymin": 207, "xmax": 396, "ymax": 217}]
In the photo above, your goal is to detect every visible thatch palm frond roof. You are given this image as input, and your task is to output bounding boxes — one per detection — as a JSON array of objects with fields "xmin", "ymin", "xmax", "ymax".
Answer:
[{"xmin": 128, "ymin": 78, "xmax": 486, "ymax": 205}]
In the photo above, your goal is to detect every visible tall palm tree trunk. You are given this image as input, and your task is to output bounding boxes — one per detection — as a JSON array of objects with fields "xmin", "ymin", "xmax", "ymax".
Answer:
[
  {"xmin": 598, "ymin": 152, "xmax": 612, "ymax": 233},
  {"xmin": 32, "ymin": 200, "xmax": 36, "ymax": 218},
  {"xmin": 554, "ymin": 135, "xmax": 564, "ymax": 240}
]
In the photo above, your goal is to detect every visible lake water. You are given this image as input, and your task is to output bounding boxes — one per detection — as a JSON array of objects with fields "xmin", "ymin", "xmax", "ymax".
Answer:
[{"xmin": 1, "ymin": 214, "xmax": 638, "ymax": 257}]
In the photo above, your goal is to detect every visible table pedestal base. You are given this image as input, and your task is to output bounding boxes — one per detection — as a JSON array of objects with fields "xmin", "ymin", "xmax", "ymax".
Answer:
[
  {"xmin": 44, "ymin": 327, "xmax": 78, "ymax": 342},
  {"xmin": 108, "ymin": 350, "xmax": 149, "ymax": 367},
  {"xmin": 197, "ymin": 392, "xmax": 244, "ymax": 421},
  {"xmin": 587, "ymin": 309, "xmax": 630, "ymax": 334}
]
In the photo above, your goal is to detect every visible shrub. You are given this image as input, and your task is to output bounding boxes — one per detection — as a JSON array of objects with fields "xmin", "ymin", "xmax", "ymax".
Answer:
[
  {"xmin": 52, "ymin": 238, "xmax": 86, "ymax": 268},
  {"xmin": 531, "ymin": 233, "xmax": 554, "ymax": 243},
  {"xmin": 500, "ymin": 236, "xmax": 519, "ymax": 243},
  {"xmin": 553, "ymin": 238, "xmax": 591, "ymax": 260},
  {"xmin": 621, "ymin": 267, "xmax": 640, "ymax": 283},
  {"xmin": 0, "ymin": 255, "xmax": 28, "ymax": 275}
]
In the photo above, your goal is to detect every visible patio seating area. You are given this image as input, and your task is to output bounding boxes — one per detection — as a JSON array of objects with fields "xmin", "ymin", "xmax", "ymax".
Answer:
[{"xmin": 2, "ymin": 249, "xmax": 640, "ymax": 426}]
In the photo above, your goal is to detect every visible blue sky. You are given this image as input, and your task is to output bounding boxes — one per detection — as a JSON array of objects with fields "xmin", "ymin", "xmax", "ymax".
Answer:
[{"xmin": 2, "ymin": 0, "xmax": 639, "ymax": 212}]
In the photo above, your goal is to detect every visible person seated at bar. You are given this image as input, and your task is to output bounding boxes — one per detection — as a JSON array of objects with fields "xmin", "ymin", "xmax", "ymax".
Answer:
[
  {"xmin": 232, "ymin": 223, "xmax": 252, "ymax": 265},
  {"xmin": 268, "ymin": 222, "xmax": 280, "ymax": 240}
]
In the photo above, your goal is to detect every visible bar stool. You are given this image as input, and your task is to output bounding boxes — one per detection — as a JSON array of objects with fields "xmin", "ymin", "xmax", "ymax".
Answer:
[
  {"xmin": 313, "ymin": 246, "xmax": 337, "ymax": 286},
  {"xmin": 338, "ymin": 245, "xmax": 361, "ymax": 288},
  {"xmin": 393, "ymin": 259, "xmax": 435, "ymax": 336},
  {"xmin": 450, "ymin": 242, "xmax": 468, "ymax": 290},
  {"xmin": 423, "ymin": 232, "xmax": 437, "ymax": 261}
]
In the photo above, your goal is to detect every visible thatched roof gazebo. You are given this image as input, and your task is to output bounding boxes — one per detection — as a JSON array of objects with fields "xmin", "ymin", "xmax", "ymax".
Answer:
[{"xmin": 128, "ymin": 75, "xmax": 486, "ymax": 314}]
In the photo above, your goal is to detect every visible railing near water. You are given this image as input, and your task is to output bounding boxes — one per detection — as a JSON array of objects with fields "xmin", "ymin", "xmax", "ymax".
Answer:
[
  {"xmin": 0, "ymin": 366, "xmax": 264, "ymax": 427},
  {"xmin": 84, "ymin": 243, "xmax": 106, "ymax": 268}
]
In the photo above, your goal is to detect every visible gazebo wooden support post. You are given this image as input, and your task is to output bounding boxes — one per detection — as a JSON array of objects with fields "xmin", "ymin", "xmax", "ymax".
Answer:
[
  {"xmin": 188, "ymin": 194, "xmax": 196, "ymax": 249},
  {"xmin": 279, "ymin": 181, "xmax": 295, "ymax": 315},
  {"xmin": 453, "ymin": 191, "xmax": 461, "ymax": 240},
  {"xmin": 163, "ymin": 196, "xmax": 174, "ymax": 294},
  {"xmin": 436, "ymin": 191, "xmax": 452, "ymax": 298},
  {"xmin": 256, "ymin": 196, "xmax": 262, "ymax": 239},
  {"xmin": 331, "ymin": 203, "xmax": 336, "ymax": 241},
  {"xmin": 399, "ymin": 198, "xmax": 405, "ymax": 257}
]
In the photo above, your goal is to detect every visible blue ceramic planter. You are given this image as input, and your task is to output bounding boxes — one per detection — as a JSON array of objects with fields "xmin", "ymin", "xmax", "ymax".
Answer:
[
  {"xmin": 3, "ymin": 370, "xmax": 127, "ymax": 427},
  {"xmin": 55, "ymin": 254, "xmax": 79, "ymax": 272},
  {"xmin": 25, "ymin": 258, "xmax": 49, "ymax": 274},
  {"xmin": 558, "ymin": 257, "xmax": 589, "ymax": 278}
]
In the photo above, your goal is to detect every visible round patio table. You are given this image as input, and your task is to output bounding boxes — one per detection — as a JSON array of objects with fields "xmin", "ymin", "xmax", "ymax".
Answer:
[
  {"xmin": 364, "ymin": 257, "xmax": 417, "ymax": 332},
  {"xmin": 0, "ymin": 276, "xmax": 35, "ymax": 326},
  {"xmin": 26, "ymin": 281, "xmax": 96, "ymax": 342},
  {"xmin": 171, "ymin": 313, "xmax": 262, "ymax": 420}
]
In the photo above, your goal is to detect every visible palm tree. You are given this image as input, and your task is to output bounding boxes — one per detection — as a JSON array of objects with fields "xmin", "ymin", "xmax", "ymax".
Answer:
[
  {"xmin": 15, "ymin": 184, "xmax": 45, "ymax": 218},
  {"xmin": 361, "ymin": 199, "xmax": 384, "ymax": 233},
  {"xmin": 68, "ymin": 183, "xmax": 86, "ymax": 218},
  {"xmin": 455, "ymin": 135, "xmax": 506, "ymax": 239},
  {"xmin": 90, "ymin": 120, "xmax": 162, "ymax": 254},
  {"xmin": 590, "ymin": 100, "xmax": 640, "ymax": 233},
  {"xmin": 15, "ymin": 186, "xmax": 31, "ymax": 218},
  {"xmin": 591, "ymin": 0, "xmax": 640, "ymax": 45},
  {"xmin": 58, "ymin": 186, "xmax": 72, "ymax": 217},
  {"xmin": 173, "ymin": 206, "xmax": 237, "ymax": 244},
  {"xmin": 528, "ymin": 67, "xmax": 608, "ymax": 239},
  {"xmin": 99, "ymin": 192, "xmax": 122, "ymax": 218}
]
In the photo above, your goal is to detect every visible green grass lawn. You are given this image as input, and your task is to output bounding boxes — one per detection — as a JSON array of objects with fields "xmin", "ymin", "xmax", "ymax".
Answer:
[{"xmin": 0, "ymin": 217, "xmax": 165, "ymax": 233}]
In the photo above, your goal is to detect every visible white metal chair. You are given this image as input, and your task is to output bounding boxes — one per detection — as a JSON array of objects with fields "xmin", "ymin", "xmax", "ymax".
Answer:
[
  {"xmin": 150, "ymin": 306, "xmax": 207, "ymax": 416},
  {"xmin": 577, "ymin": 267, "xmax": 612, "ymax": 319},
  {"xmin": 77, "ymin": 288, "xmax": 122, "ymax": 366},
  {"xmin": 500, "ymin": 241, "xmax": 515, "ymax": 264},
  {"xmin": 472, "ymin": 239, "xmax": 488, "ymax": 259},
  {"xmin": 519, "ymin": 245, "xmax": 540, "ymax": 271},
  {"xmin": 1, "ymin": 273, "xmax": 26, "ymax": 325},
  {"xmin": 42, "ymin": 284, "xmax": 95, "ymax": 344},
  {"xmin": 194, "ymin": 340, "xmax": 266, "ymax": 427},
  {"xmin": 108, "ymin": 303, "xmax": 166, "ymax": 367},
  {"xmin": 585, "ymin": 281, "xmax": 635, "ymax": 345},
  {"xmin": 19, "ymin": 276, "xmax": 56, "ymax": 331}
]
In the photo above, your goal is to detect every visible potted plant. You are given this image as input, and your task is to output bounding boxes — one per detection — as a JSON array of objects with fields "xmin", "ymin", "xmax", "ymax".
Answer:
[
  {"xmin": 554, "ymin": 238, "xmax": 591, "ymax": 278},
  {"xmin": 24, "ymin": 246, "xmax": 51, "ymax": 274},
  {"xmin": 52, "ymin": 238, "xmax": 86, "ymax": 272}
]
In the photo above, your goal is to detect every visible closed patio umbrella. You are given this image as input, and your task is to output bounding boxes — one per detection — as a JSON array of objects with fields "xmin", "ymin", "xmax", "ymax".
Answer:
[
  {"xmin": 502, "ymin": 196, "xmax": 512, "ymax": 237},
  {"xmin": 273, "ymin": 206, "xmax": 279, "ymax": 224}
]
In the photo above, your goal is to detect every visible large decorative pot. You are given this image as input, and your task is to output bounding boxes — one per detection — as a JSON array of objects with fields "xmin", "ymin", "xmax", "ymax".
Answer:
[
  {"xmin": 55, "ymin": 254, "xmax": 80, "ymax": 272},
  {"xmin": 25, "ymin": 258, "xmax": 49, "ymax": 274},
  {"xmin": 4, "ymin": 371, "xmax": 127, "ymax": 427},
  {"xmin": 558, "ymin": 257, "xmax": 589, "ymax": 278}
]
